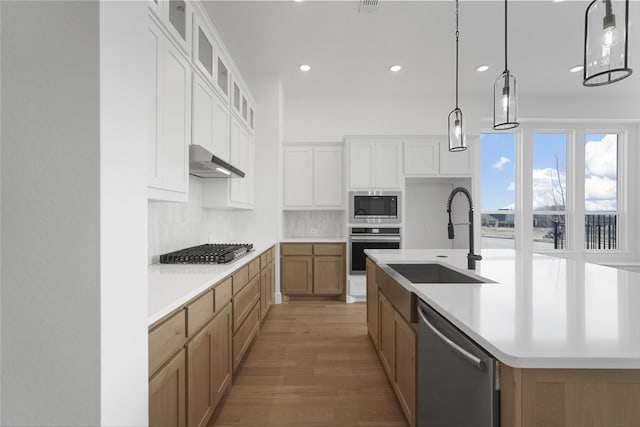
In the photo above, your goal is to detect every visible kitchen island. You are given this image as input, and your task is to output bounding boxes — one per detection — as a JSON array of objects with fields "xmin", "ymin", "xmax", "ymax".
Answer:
[{"xmin": 365, "ymin": 249, "xmax": 640, "ymax": 427}]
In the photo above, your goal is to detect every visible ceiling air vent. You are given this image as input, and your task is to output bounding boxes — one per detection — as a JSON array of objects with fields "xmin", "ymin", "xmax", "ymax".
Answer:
[{"xmin": 359, "ymin": 0, "xmax": 379, "ymax": 13}]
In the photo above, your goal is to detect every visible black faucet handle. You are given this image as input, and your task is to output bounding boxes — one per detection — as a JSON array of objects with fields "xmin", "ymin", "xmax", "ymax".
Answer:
[
  {"xmin": 468, "ymin": 253, "xmax": 482, "ymax": 261},
  {"xmin": 448, "ymin": 222, "xmax": 455, "ymax": 239}
]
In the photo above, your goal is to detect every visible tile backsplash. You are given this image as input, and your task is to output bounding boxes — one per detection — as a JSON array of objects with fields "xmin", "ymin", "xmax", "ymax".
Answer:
[
  {"xmin": 283, "ymin": 210, "xmax": 345, "ymax": 238},
  {"xmin": 148, "ymin": 177, "xmax": 234, "ymax": 264}
]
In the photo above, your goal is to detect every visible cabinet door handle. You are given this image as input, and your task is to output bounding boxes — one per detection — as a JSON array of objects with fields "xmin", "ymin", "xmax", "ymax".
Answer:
[{"xmin": 418, "ymin": 305, "xmax": 486, "ymax": 371}]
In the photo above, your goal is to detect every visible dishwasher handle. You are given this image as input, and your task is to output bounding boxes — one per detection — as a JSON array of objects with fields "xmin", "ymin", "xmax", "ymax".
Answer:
[{"xmin": 418, "ymin": 305, "xmax": 486, "ymax": 371}]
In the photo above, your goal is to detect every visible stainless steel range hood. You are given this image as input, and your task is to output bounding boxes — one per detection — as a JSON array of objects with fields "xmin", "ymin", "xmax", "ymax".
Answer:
[{"xmin": 189, "ymin": 145, "xmax": 245, "ymax": 178}]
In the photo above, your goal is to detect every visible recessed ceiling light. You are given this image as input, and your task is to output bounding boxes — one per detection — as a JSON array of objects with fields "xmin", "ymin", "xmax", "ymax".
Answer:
[
  {"xmin": 294, "ymin": 0, "xmax": 304, "ymax": 2},
  {"xmin": 552, "ymin": 0, "xmax": 565, "ymax": 3},
  {"xmin": 569, "ymin": 65, "xmax": 584, "ymax": 73},
  {"xmin": 389, "ymin": 65, "xmax": 402, "ymax": 72},
  {"xmin": 299, "ymin": 64, "xmax": 311, "ymax": 72},
  {"xmin": 476, "ymin": 65, "xmax": 489, "ymax": 72}
]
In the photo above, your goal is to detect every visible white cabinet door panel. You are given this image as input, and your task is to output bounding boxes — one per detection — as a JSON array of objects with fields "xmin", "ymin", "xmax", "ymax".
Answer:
[
  {"xmin": 404, "ymin": 140, "xmax": 439, "ymax": 176},
  {"xmin": 192, "ymin": 74, "xmax": 214, "ymax": 154},
  {"xmin": 439, "ymin": 139, "xmax": 472, "ymax": 176},
  {"xmin": 161, "ymin": 40, "xmax": 190, "ymax": 193},
  {"xmin": 374, "ymin": 141, "xmax": 402, "ymax": 188},
  {"xmin": 314, "ymin": 147, "xmax": 343, "ymax": 207},
  {"xmin": 349, "ymin": 142, "xmax": 374, "ymax": 189},
  {"xmin": 283, "ymin": 147, "xmax": 313, "ymax": 207}
]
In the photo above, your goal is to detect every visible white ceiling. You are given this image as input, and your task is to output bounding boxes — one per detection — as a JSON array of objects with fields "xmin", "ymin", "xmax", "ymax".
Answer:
[{"xmin": 203, "ymin": 0, "xmax": 640, "ymax": 99}]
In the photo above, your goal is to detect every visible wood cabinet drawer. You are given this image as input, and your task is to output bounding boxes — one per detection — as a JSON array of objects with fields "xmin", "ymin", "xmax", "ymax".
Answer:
[
  {"xmin": 281, "ymin": 243, "xmax": 313, "ymax": 256},
  {"xmin": 313, "ymin": 243, "xmax": 345, "ymax": 256},
  {"xmin": 248, "ymin": 258, "xmax": 260, "ymax": 279},
  {"xmin": 186, "ymin": 290, "xmax": 214, "ymax": 337},
  {"xmin": 233, "ymin": 274, "xmax": 260, "ymax": 332},
  {"xmin": 214, "ymin": 277, "xmax": 232, "ymax": 313},
  {"xmin": 232, "ymin": 265, "xmax": 249, "ymax": 295},
  {"xmin": 232, "ymin": 301, "xmax": 259, "ymax": 372},
  {"xmin": 149, "ymin": 310, "xmax": 186, "ymax": 376}
]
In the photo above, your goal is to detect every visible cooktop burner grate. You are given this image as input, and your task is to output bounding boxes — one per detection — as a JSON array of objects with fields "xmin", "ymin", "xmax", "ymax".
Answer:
[{"xmin": 159, "ymin": 243, "xmax": 253, "ymax": 264}]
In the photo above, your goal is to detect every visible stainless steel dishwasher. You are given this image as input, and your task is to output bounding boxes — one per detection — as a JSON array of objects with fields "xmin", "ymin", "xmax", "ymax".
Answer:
[{"xmin": 417, "ymin": 299, "xmax": 499, "ymax": 427}]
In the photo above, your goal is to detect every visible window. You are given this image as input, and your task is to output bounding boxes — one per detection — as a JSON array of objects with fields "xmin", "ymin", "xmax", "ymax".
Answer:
[
  {"xmin": 532, "ymin": 133, "xmax": 568, "ymax": 250},
  {"xmin": 585, "ymin": 133, "xmax": 618, "ymax": 249},
  {"xmin": 480, "ymin": 133, "xmax": 516, "ymax": 249},
  {"xmin": 480, "ymin": 124, "xmax": 627, "ymax": 255}
]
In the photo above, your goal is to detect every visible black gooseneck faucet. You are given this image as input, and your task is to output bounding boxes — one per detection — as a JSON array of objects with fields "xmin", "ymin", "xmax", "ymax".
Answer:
[{"xmin": 446, "ymin": 187, "xmax": 482, "ymax": 270}]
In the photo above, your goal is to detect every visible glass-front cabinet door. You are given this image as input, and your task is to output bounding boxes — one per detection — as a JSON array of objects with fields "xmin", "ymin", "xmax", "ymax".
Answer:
[
  {"xmin": 233, "ymin": 82, "xmax": 241, "ymax": 115},
  {"xmin": 216, "ymin": 56, "xmax": 229, "ymax": 100},
  {"xmin": 166, "ymin": 0, "xmax": 191, "ymax": 54},
  {"xmin": 193, "ymin": 16, "xmax": 214, "ymax": 79}
]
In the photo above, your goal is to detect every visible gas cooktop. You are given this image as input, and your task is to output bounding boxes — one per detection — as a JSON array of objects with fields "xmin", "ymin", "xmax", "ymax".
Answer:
[{"xmin": 159, "ymin": 243, "xmax": 253, "ymax": 264}]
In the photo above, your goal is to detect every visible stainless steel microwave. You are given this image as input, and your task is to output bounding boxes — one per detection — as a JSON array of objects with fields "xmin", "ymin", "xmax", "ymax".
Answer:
[{"xmin": 349, "ymin": 191, "xmax": 401, "ymax": 223}]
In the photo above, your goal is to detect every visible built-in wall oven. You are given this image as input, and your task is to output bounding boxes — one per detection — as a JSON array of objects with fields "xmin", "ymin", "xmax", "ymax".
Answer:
[
  {"xmin": 349, "ymin": 191, "xmax": 400, "ymax": 223},
  {"xmin": 349, "ymin": 227, "xmax": 401, "ymax": 274}
]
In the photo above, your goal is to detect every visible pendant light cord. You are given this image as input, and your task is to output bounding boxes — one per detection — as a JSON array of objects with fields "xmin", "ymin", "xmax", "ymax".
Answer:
[
  {"xmin": 504, "ymin": 0, "xmax": 508, "ymax": 72},
  {"xmin": 455, "ymin": 0, "xmax": 460, "ymax": 108}
]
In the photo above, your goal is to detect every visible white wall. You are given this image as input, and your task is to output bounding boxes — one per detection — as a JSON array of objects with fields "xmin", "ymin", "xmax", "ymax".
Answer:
[
  {"xmin": 285, "ymin": 93, "xmax": 640, "ymax": 142},
  {"xmin": 99, "ymin": 2, "xmax": 149, "ymax": 425},
  {"xmin": 1, "ymin": 2, "xmax": 101, "ymax": 424},
  {"xmin": 1, "ymin": 1, "xmax": 149, "ymax": 425},
  {"xmin": 404, "ymin": 178, "xmax": 471, "ymax": 250}
]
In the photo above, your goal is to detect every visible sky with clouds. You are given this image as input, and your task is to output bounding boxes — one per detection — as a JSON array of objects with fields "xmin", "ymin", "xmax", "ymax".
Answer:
[{"xmin": 480, "ymin": 133, "xmax": 617, "ymax": 212}]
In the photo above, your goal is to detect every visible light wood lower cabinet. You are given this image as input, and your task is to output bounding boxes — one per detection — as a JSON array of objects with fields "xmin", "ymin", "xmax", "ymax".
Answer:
[
  {"xmin": 280, "ymin": 243, "xmax": 345, "ymax": 298},
  {"xmin": 233, "ymin": 302, "xmax": 260, "ymax": 371},
  {"xmin": 212, "ymin": 303, "xmax": 232, "ymax": 400},
  {"xmin": 313, "ymin": 255, "xmax": 345, "ymax": 294},
  {"xmin": 370, "ymin": 264, "xmax": 417, "ymax": 427},
  {"xmin": 259, "ymin": 260, "xmax": 275, "ymax": 321},
  {"xmin": 378, "ymin": 292, "xmax": 395, "ymax": 380},
  {"xmin": 280, "ymin": 255, "xmax": 313, "ymax": 294},
  {"xmin": 186, "ymin": 321, "xmax": 215, "ymax": 427},
  {"xmin": 366, "ymin": 257, "xmax": 379, "ymax": 350},
  {"xmin": 394, "ymin": 311, "xmax": 416, "ymax": 427},
  {"xmin": 500, "ymin": 365, "xmax": 640, "ymax": 427},
  {"xmin": 149, "ymin": 349, "xmax": 186, "ymax": 427}
]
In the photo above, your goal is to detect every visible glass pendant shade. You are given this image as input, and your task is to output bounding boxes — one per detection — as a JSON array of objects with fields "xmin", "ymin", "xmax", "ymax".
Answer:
[
  {"xmin": 448, "ymin": 108, "xmax": 466, "ymax": 151},
  {"xmin": 583, "ymin": 0, "xmax": 632, "ymax": 86},
  {"xmin": 493, "ymin": 70, "xmax": 519, "ymax": 130}
]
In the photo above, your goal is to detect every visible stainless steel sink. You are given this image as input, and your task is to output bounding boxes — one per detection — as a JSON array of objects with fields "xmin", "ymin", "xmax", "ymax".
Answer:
[{"xmin": 387, "ymin": 263, "xmax": 488, "ymax": 284}]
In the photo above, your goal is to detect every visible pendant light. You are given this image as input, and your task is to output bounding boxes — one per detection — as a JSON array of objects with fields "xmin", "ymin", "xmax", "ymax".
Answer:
[
  {"xmin": 448, "ymin": 0, "xmax": 466, "ymax": 152},
  {"xmin": 583, "ymin": 0, "xmax": 632, "ymax": 86},
  {"xmin": 493, "ymin": 0, "xmax": 519, "ymax": 130}
]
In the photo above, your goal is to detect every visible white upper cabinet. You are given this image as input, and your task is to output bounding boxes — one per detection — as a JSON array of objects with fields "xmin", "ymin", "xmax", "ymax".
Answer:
[
  {"xmin": 148, "ymin": 20, "xmax": 191, "ymax": 202},
  {"xmin": 439, "ymin": 138, "xmax": 473, "ymax": 176},
  {"xmin": 192, "ymin": 73, "xmax": 229, "ymax": 161},
  {"xmin": 403, "ymin": 137, "xmax": 472, "ymax": 177},
  {"xmin": 283, "ymin": 145, "xmax": 344, "ymax": 209},
  {"xmin": 284, "ymin": 147, "xmax": 314, "ymax": 207},
  {"xmin": 348, "ymin": 140, "xmax": 402, "ymax": 189},
  {"xmin": 202, "ymin": 116, "xmax": 254, "ymax": 209},
  {"xmin": 149, "ymin": 1, "xmax": 192, "ymax": 55},
  {"xmin": 404, "ymin": 139, "xmax": 439, "ymax": 176},
  {"xmin": 192, "ymin": 14, "xmax": 214, "ymax": 80},
  {"xmin": 314, "ymin": 146, "xmax": 343, "ymax": 207}
]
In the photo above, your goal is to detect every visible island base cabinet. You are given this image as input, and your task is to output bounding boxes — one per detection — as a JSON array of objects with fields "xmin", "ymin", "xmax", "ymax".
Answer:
[
  {"xmin": 500, "ymin": 365, "xmax": 640, "ymax": 427},
  {"xmin": 366, "ymin": 258, "xmax": 378, "ymax": 350},
  {"xmin": 394, "ymin": 314, "xmax": 416, "ymax": 427},
  {"xmin": 149, "ymin": 349, "xmax": 186, "ymax": 427}
]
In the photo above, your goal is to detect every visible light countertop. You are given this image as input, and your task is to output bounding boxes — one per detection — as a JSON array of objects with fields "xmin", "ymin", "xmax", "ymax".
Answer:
[
  {"xmin": 366, "ymin": 249, "xmax": 640, "ymax": 369},
  {"xmin": 148, "ymin": 241, "xmax": 276, "ymax": 326}
]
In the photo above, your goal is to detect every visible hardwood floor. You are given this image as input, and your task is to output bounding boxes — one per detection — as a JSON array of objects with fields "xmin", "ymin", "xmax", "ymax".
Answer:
[{"xmin": 209, "ymin": 301, "xmax": 409, "ymax": 427}]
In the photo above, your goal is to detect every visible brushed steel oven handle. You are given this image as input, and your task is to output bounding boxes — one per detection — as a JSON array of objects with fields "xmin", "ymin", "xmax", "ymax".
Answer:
[{"xmin": 349, "ymin": 236, "xmax": 401, "ymax": 242}]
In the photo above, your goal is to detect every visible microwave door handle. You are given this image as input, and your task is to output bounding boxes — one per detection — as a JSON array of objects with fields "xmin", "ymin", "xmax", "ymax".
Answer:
[{"xmin": 417, "ymin": 305, "xmax": 486, "ymax": 371}]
